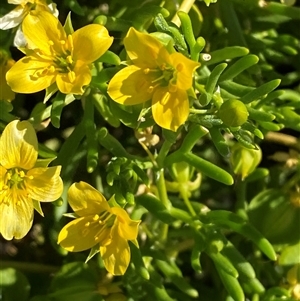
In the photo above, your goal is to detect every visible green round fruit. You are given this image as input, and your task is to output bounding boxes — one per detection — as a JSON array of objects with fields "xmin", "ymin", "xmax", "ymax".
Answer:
[{"xmin": 219, "ymin": 99, "xmax": 249, "ymax": 127}]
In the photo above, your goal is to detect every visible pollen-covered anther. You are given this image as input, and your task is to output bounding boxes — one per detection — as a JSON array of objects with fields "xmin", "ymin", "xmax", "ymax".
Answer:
[
  {"xmin": 85, "ymin": 222, "xmax": 90, "ymax": 227},
  {"xmin": 143, "ymin": 68, "xmax": 150, "ymax": 74},
  {"xmin": 66, "ymin": 55, "xmax": 73, "ymax": 64},
  {"xmin": 93, "ymin": 214, "xmax": 100, "ymax": 221},
  {"xmin": 147, "ymin": 86, "xmax": 154, "ymax": 93},
  {"xmin": 19, "ymin": 170, "xmax": 25, "ymax": 177}
]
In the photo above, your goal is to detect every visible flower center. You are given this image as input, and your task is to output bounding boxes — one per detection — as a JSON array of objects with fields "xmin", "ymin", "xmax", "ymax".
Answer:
[
  {"xmin": 3, "ymin": 168, "xmax": 33, "ymax": 189},
  {"xmin": 83, "ymin": 211, "xmax": 116, "ymax": 243},
  {"xmin": 0, "ymin": 168, "xmax": 33, "ymax": 205},
  {"xmin": 30, "ymin": 35, "xmax": 76, "ymax": 83},
  {"xmin": 143, "ymin": 63, "xmax": 179, "ymax": 93}
]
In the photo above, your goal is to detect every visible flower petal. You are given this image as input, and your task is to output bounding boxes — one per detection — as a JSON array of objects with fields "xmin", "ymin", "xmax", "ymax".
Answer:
[
  {"xmin": 0, "ymin": 188, "xmax": 33, "ymax": 240},
  {"xmin": 26, "ymin": 166, "xmax": 63, "ymax": 202},
  {"xmin": 0, "ymin": 6, "xmax": 25, "ymax": 30},
  {"xmin": 72, "ymin": 24, "xmax": 113, "ymax": 64},
  {"xmin": 124, "ymin": 27, "xmax": 170, "ymax": 68},
  {"xmin": 6, "ymin": 56, "xmax": 56, "ymax": 94},
  {"xmin": 111, "ymin": 207, "xmax": 140, "ymax": 240},
  {"xmin": 152, "ymin": 87, "xmax": 189, "ymax": 131},
  {"xmin": 22, "ymin": 10, "xmax": 66, "ymax": 54},
  {"xmin": 0, "ymin": 120, "xmax": 38, "ymax": 169},
  {"xmin": 0, "ymin": 59, "xmax": 15, "ymax": 101},
  {"xmin": 100, "ymin": 226, "xmax": 130, "ymax": 275},
  {"xmin": 67, "ymin": 182, "xmax": 110, "ymax": 216},
  {"xmin": 170, "ymin": 52, "xmax": 200, "ymax": 90},
  {"xmin": 55, "ymin": 60, "xmax": 91, "ymax": 95},
  {"xmin": 57, "ymin": 216, "xmax": 111, "ymax": 252},
  {"xmin": 107, "ymin": 65, "xmax": 154, "ymax": 105}
]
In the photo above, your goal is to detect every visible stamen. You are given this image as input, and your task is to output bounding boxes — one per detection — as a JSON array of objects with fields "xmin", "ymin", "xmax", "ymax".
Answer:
[
  {"xmin": 49, "ymin": 65, "xmax": 56, "ymax": 73},
  {"xmin": 93, "ymin": 214, "xmax": 100, "ymax": 221},
  {"xmin": 85, "ymin": 222, "xmax": 90, "ymax": 227},
  {"xmin": 66, "ymin": 55, "xmax": 73, "ymax": 65},
  {"xmin": 147, "ymin": 86, "xmax": 154, "ymax": 93},
  {"xmin": 67, "ymin": 35, "xmax": 73, "ymax": 51}
]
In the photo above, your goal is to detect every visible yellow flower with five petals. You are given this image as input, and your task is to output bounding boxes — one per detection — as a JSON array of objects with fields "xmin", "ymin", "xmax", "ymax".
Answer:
[
  {"xmin": 58, "ymin": 181, "xmax": 141, "ymax": 276},
  {"xmin": 107, "ymin": 27, "xmax": 200, "ymax": 131},
  {"xmin": 0, "ymin": 120, "xmax": 63, "ymax": 240},
  {"xmin": 6, "ymin": 11, "xmax": 113, "ymax": 95}
]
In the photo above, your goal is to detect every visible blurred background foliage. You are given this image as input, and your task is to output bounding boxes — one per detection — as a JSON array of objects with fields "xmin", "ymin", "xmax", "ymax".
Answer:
[{"xmin": 0, "ymin": 0, "xmax": 300, "ymax": 301}]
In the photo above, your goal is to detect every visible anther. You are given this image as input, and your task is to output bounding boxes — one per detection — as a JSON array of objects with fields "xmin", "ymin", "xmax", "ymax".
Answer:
[
  {"xmin": 66, "ymin": 56, "xmax": 73, "ymax": 65},
  {"xmin": 93, "ymin": 214, "xmax": 99, "ymax": 221},
  {"xmin": 85, "ymin": 222, "xmax": 90, "ymax": 227},
  {"xmin": 147, "ymin": 86, "xmax": 154, "ymax": 93}
]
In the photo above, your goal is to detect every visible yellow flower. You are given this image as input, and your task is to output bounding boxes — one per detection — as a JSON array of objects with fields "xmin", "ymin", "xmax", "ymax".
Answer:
[
  {"xmin": 0, "ymin": 0, "xmax": 58, "ymax": 47},
  {"xmin": 58, "ymin": 181, "xmax": 140, "ymax": 276},
  {"xmin": 0, "ymin": 120, "xmax": 63, "ymax": 240},
  {"xmin": 6, "ymin": 11, "xmax": 113, "ymax": 95},
  {"xmin": 0, "ymin": 52, "xmax": 15, "ymax": 101},
  {"xmin": 107, "ymin": 27, "xmax": 200, "ymax": 131}
]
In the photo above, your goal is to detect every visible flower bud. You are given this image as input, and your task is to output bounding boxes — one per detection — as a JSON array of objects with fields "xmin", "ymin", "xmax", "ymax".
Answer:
[{"xmin": 230, "ymin": 144, "xmax": 262, "ymax": 180}]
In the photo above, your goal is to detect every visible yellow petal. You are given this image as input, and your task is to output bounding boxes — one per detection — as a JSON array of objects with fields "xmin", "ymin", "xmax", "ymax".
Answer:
[
  {"xmin": 171, "ymin": 52, "xmax": 200, "ymax": 90},
  {"xmin": 25, "ymin": 166, "xmax": 63, "ymax": 202},
  {"xmin": 72, "ymin": 24, "xmax": 113, "ymax": 64},
  {"xmin": 0, "ymin": 120, "xmax": 38, "ymax": 169},
  {"xmin": 124, "ymin": 27, "xmax": 170, "ymax": 68},
  {"xmin": 107, "ymin": 65, "xmax": 154, "ymax": 105},
  {"xmin": 67, "ymin": 182, "xmax": 110, "ymax": 216},
  {"xmin": 0, "ymin": 59, "xmax": 15, "ymax": 101},
  {"xmin": 55, "ymin": 60, "xmax": 91, "ymax": 95},
  {"xmin": 152, "ymin": 87, "xmax": 189, "ymax": 131},
  {"xmin": 6, "ymin": 56, "xmax": 56, "ymax": 94},
  {"xmin": 58, "ymin": 216, "xmax": 111, "ymax": 252},
  {"xmin": 22, "ymin": 10, "xmax": 66, "ymax": 55},
  {"xmin": 100, "ymin": 226, "xmax": 130, "ymax": 275},
  {"xmin": 111, "ymin": 207, "xmax": 140, "ymax": 240},
  {"xmin": 0, "ymin": 188, "xmax": 33, "ymax": 240},
  {"xmin": 0, "ymin": 166, "xmax": 7, "ymax": 192}
]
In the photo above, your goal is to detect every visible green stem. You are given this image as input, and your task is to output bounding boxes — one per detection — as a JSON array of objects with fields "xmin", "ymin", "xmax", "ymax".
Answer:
[
  {"xmin": 156, "ymin": 169, "xmax": 172, "ymax": 210},
  {"xmin": 235, "ymin": 177, "xmax": 248, "ymax": 220},
  {"xmin": 156, "ymin": 139, "xmax": 173, "ymax": 168},
  {"xmin": 172, "ymin": 0, "xmax": 196, "ymax": 26},
  {"xmin": 179, "ymin": 186, "xmax": 197, "ymax": 217},
  {"xmin": 156, "ymin": 169, "xmax": 171, "ymax": 243}
]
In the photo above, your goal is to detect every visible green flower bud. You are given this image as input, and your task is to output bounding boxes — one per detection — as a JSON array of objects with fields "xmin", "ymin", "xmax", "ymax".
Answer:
[
  {"xmin": 230, "ymin": 143, "xmax": 262, "ymax": 180},
  {"xmin": 219, "ymin": 99, "xmax": 249, "ymax": 127}
]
